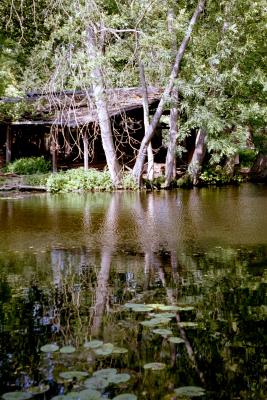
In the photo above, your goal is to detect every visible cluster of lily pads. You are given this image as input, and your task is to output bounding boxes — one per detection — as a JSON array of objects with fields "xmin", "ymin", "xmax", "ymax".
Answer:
[
  {"xmin": 1, "ymin": 302, "xmax": 205, "ymax": 400},
  {"xmin": 40, "ymin": 340, "xmax": 128, "ymax": 357},
  {"xmin": 124, "ymin": 302, "xmax": 198, "ymax": 345}
]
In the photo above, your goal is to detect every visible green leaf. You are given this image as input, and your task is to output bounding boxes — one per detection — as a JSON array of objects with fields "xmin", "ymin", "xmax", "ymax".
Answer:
[
  {"xmin": 59, "ymin": 371, "xmax": 89, "ymax": 380},
  {"xmin": 168, "ymin": 337, "xmax": 185, "ymax": 344},
  {"xmin": 84, "ymin": 376, "xmax": 109, "ymax": 390},
  {"xmin": 84, "ymin": 340, "xmax": 103, "ymax": 349},
  {"xmin": 108, "ymin": 373, "xmax": 131, "ymax": 384},
  {"xmin": 143, "ymin": 362, "xmax": 166, "ymax": 370},
  {"xmin": 93, "ymin": 368, "xmax": 118, "ymax": 379},
  {"xmin": 27, "ymin": 385, "xmax": 49, "ymax": 395},
  {"xmin": 2, "ymin": 393, "xmax": 33, "ymax": 400},
  {"xmin": 60, "ymin": 346, "xmax": 76, "ymax": 354},
  {"xmin": 69, "ymin": 390, "xmax": 102, "ymax": 400},
  {"xmin": 178, "ymin": 322, "xmax": 198, "ymax": 328},
  {"xmin": 94, "ymin": 343, "xmax": 114, "ymax": 356},
  {"xmin": 174, "ymin": 386, "xmax": 205, "ymax": 397},
  {"xmin": 112, "ymin": 347, "xmax": 128, "ymax": 354},
  {"xmin": 152, "ymin": 328, "xmax": 173, "ymax": 337},
  {"xmin": 40, "ymin": 344, "xmax": 59, "ymax": 353},
  {"xmin": 112, "ymin": 394, "xmax": 137, "ymax": 400}
]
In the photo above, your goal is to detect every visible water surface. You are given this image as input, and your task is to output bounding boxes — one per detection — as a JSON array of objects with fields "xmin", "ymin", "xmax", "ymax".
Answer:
[{"xmin": 0, "ymin": 184, "xmax": 266, "ymax": 399}]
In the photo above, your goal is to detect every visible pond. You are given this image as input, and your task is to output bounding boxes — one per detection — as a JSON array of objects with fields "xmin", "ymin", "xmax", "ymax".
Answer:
[{"xmin": 0, "ymin": 184, "xmax": 266, "ymax": 399}]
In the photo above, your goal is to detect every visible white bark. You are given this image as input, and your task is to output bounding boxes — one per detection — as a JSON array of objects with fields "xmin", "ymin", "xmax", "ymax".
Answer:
[
  {"xmin": 139, "ymin": 60, "xmax": 154, "ymax": 181},
  {"xmin": 83, "ymin": 131, "xmax": 89, "ymax": 171},
  {"xmin": 86, "ymin": 25, "xmax": 121, "ymax": 186},
  {"xmin": 132, "ymin": 0, "xmax": 205, "ymax": 186},
  {"xmin": 165, "ymin": 9, "xmax": 179, "ymax": 188},
  {"xmin": 188, "ymin": 128, "xmax": 207, "ymax": 185}
]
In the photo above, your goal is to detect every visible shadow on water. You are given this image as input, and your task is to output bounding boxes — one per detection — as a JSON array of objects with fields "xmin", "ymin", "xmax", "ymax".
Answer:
[{"xmin": 0, "ymin": 185, "xmax": 266, "ymax": 399}]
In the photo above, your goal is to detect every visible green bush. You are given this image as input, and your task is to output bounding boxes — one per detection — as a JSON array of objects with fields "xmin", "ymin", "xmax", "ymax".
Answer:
[
  {"xmin": 239, "ymin": 149, "xmax": 258, "ymax": 167},
  {"xmin": 122, "ymin": 172, "xmax": 138, "ymax": 190},
  {"xmin": 7, "ymin": 156, "xmax": 51, "ymax": 175},
  {"xmin": 22, "ymin": 174, "xmax": 50, "ymax": 186},
  {"xmin": 200, "ymin": 166, "xmax": 243, "ymax": 185},
  {"xmin": 46, "ymin": 168, "xmax": 113, "ymax": 193}
]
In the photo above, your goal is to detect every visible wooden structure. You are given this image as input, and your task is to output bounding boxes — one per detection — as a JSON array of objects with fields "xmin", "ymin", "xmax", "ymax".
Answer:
[{"xmin": 0, "ymin": 87, "xmax": 162, "ymax": 170}]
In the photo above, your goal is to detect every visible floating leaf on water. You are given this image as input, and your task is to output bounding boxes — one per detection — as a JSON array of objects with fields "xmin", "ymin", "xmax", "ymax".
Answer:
[
  {"xmin": 147, "ymin": 304, "xmax": 164, "ymax": 309},
  {"xmin": 176, "ymin": 306, "xmax": 195, "ymax": 312},
  {"xmin": 168, "ymin": 337, "xmax": 185, "ymax": 344},
  {"xmin": 150, "ymin": 313, "xmax": 176, "ymax": 319},
  {"xmin": 60, "ymin": 346, "xmax": 76, "ymax": 354},
  {"xmin": 143, "ymin": 362, "xmax": 166, "ymax": 370},
  {"xmin": 152, "ymin": 328, "xmax": 172, "ymax": 337},
  {"xmin": 93, "ymin": 368, "xmax": 117, "ymax": 378},
  {"xmin": 2, "ymin": 393, "xmax": 33, "ymax": 400},
  {"xmin": 84, "ymin": 340, "xmax": 103, "ymax": 349},
  {"xmin": 141, "ymin": 317, "xmax": 171, "ymax": 327},
  {"xmin": 84, "ymin": 376, "xmax": 109, "ymax": 390},
  {"xmin": 112, "ymin": 394, "xmax": 137, "ymax": 400},
  {"xmin": 59, "ymin": 371, "xmax": 89, "ymax": 380},
  {"xmin": 27, "ymin": 385, "xmax": 49, "ymax": 395},
  {"xmin": 40, "ymin": 344, "xmax": 59, "ymax": 353},
  {"xmin": 174, "ymin": 386, "xmax": 205, "ymax": 397},
  {"xmin": 130, "ymin": 305, "xmax": 154, "ymax": 312},
  {"xmin": 74, "ymin": 389, "xmax": 101, "ymax": 400},
  {"xmin": 112, "ymin": 347, "xmax": 128, "ymax": 354},
  {"xmin": 157, "ymin": 305, "xmax": 179, "ymax": 312},
  {"xmin": 94, "ymin": 343, "xmax": 114, "ymax": 356},
  {"xmin": 108, "ymin": 373, "xmax": 131, "ymax": 384},
  {"xmin": 178, "ymin": 322, "xmax": 198, "ymax": 328}
]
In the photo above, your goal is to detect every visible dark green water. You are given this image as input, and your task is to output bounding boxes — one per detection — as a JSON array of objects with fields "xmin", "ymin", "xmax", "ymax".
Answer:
[{"xmin": 0, "ymin": 185, "xmax": 266, "ymax": 399}]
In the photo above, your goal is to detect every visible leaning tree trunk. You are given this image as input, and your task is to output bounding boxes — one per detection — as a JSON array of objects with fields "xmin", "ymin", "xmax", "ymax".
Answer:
[
  {"xmin": 86, "ymin": 25, "xmax": 121, "ymax": 187},
  {"xmin": 139, "ymin": 60, "xmax": 154, "ymax": 181},
  {"xmin": 188, "ymin": 128, "xmax": 207, "ymax": 185},
  {"xmin": 165, "ymin": 8, "xmax": 179, "ymax": 188},
  {"xmin": 132, "ymin": 0, "xmax": 206, "ymax": 186}
]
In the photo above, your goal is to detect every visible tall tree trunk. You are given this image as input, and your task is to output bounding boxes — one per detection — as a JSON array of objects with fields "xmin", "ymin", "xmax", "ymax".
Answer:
[
  {"xmin": 5, "ymin": 124, "xmax": 11, "ymax": 164},
  {"xmin": 188, "ymin": 128, "xmax": 207, "ymax": 185},
  {"xmin": 139, "ymin": 60, "xmax": 154, "ymax": 181},
  {"xmin": 165, "ymin": 9, "xmax": 179, "ymax": 188},
  {"xmin": 82, "ymin": 131, "xmax": 89, "ymax": 171},
  {"xmin": 86, "ymin": 25, "xmax": 121, "ymax": 187},
  {"xmin": 132, "ymin": 0, "xmax": 205, "ymax": 186}
]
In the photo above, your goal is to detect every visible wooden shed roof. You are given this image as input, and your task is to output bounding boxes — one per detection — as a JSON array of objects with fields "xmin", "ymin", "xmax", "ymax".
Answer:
[{"xmin": 2, "ymin": 87, "xmax": 161, "ymax": 127}]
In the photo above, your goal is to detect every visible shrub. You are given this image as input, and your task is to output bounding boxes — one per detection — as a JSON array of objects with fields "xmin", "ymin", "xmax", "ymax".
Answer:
[
  {"xmin": 22, "ymin": 174, "xmax": 50, "ymax": 186},
  {"xmin": 46, "ymin": 168, "xmax": 113, "ymax": 193},
  {"xmin": 7, "ymin": 156, "xmax": 51, "ymax": 175},
  {"xmin": 239, "ymin": 149, "xmax": 258, "ymax": 167}
]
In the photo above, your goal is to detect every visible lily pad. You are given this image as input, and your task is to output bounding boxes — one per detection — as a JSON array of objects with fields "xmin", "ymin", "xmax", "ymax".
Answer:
[
  {"xmin": 176, "ymin": 306, "xmax": 195, "ymax": 312},
  {"xmin": 147, "ymin": 304, "xmax": 164, "ymax": 309},
  {"xmin": 131, "ymin": 305, "xmax": 154, "ymax": 312},
  {"xmin": 112, "ymin": 347, "xmax": 128, "ymax": 354},
  {"xmin": 143, "ymin": 362, "xmax": 166, "ymax": 370},
  {"xmin": 40, "ymin": 344, "xmax": 59, "ymax": 353},
  {"xmin": 84, "ymin": 376, "xmax": 109, "ymax": 390},
  {"xmin": 157, "ymin": 305, "xmax": 179, "ymax": 312},
  {"xmin": 59, "ymin": 371, "xmax": 89, "ymax": 380},
  {"xmin": 174, "ymin": 386, "xmax": 205, "ymax": 397},
  {"xmin": 168, "ymin": 337, "xmax": 185, "ymax": 344},
  {"xmin": 112, "ymin": 395, "xmax": 137, "ymax": 400},
  {"xmin": 27, "ymin": 385, "xmax": 49, "ymax": 395},
  {"xmin": 60, "ymin": 346, "xmax": 76, "ymax": 354},
  {"xmin": 178, "ymin": 322, "xmax": 198, "ymax": 328},
  {"xmin": 152, "ymin": 328, "xmax": 172, "ymax": 337},
  {"xmin": 84, "ymin": 340, "xmax": 103, "ymax": 349},
  {"xmin": 94, "ymin": 343, "xmax": 114, "ymax": 356},
  {"xmin": 69, "ymin": 390, "xmax": 102, "ymax": 400},
  {"xmin": 108, "ymin": 373, "xmax": 131, "ymax": 384},
  {"xmin": 2, "ymin": 393, "xmax": 33, "ymax": 400},
  {"xmin": 150, "ymin": 313, "xmax": 176, "ymax": 319},
  {"xmin": 93, "ymin": 368, "xmax": 117, "ymax": 378},
  {"xmin": 141, "ymin": 317, "xmax": 171, "ymax": 327}
]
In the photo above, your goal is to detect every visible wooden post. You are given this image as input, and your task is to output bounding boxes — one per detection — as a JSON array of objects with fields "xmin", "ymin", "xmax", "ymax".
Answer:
[
  {"xmin": 5, "ymin": 125, "xmax": 12, "ymax": 164},
  {"xmin": 83, "ymin": 131, "xmax": 89, "ymax": 171}
]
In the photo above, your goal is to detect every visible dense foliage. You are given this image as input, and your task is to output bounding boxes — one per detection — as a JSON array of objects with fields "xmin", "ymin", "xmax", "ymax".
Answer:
[{"xmin": 0, "ymin": 0, "xmax": 266, "ymax": 186}]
